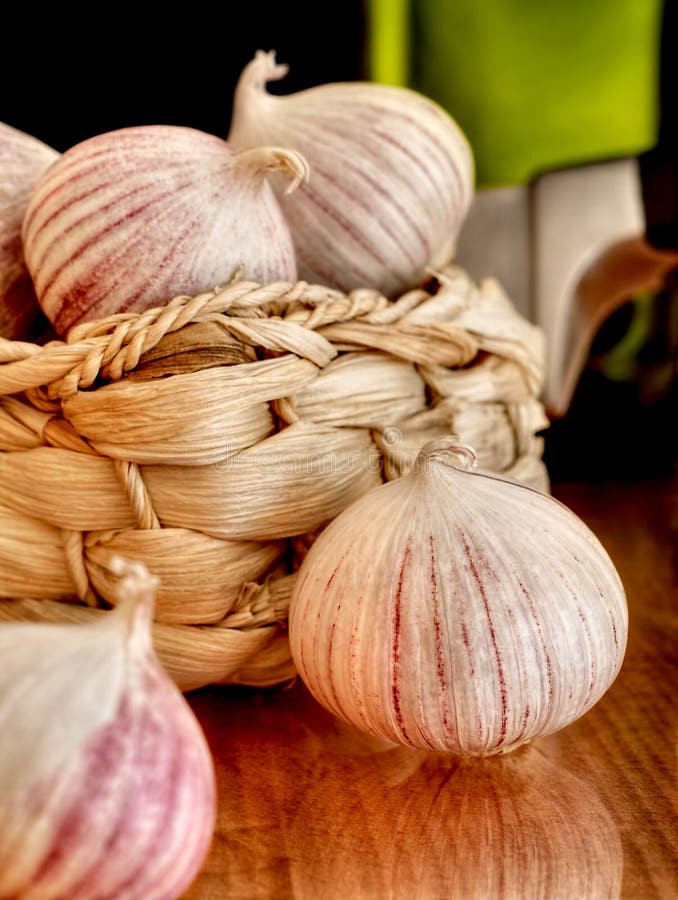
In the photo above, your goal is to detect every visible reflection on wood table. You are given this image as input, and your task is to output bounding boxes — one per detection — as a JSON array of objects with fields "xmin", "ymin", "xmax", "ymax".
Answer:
[{"xmin": 184, "ymin": 475, "xmax": 678, "ymax": 900}]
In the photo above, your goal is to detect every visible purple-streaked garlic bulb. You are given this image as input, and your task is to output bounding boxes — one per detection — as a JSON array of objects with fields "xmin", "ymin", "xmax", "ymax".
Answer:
[
  {"xmin": 0, "ymin": 558, "xmax": 216, "ymax": 899},
  {"xmin": 0, "ymin": 122, "xmax": 58, "ymax": 340},
  {"xmin": 228, "ymin": 50, "xmax": 474, "ymax": 296},
  {"xmin": 289, "ymin": 439, "xmax": 628, "ymax": 756},
  {"xmin": 22, "ymin": 124, "xmax": 307, "ymax": 335}
]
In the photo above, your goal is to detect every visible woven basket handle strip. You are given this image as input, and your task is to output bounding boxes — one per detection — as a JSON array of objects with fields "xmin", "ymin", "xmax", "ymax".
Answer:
[{"xmin": 0, "ymin": 280, "xmax": 398, "ymax": 396}]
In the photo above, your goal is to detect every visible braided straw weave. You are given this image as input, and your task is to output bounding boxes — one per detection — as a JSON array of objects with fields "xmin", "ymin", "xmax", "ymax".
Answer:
[{"xmin": 0, "ymin": 266, "xmax": 549, "ymax": 691}]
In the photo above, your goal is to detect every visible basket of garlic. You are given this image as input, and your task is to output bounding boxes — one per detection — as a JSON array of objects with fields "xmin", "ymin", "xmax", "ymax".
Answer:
[{"xmin": 0, "ymin": 51, "xmax": 551, "ymax": 693}]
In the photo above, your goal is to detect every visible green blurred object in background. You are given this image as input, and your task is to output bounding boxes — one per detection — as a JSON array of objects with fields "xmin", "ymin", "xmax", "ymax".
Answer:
[{"xmin": 368, "ymin": 0, "xmax": 663, "ymax": 188}]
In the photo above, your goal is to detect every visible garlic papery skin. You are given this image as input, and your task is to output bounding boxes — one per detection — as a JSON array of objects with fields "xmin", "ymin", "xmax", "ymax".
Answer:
[
  {"xmin": 21, "ymin": 125, "xmax": 307, "ymax": 335},
  {"xmin": 0, "ymin": 558, "xmax": 216, "ymax": 899},
  {"xmin": 289, "ymin": 439, "xmax": 628, "ymax": 757},
  {"xmin": 0, "ymin": 122, "xmax": 58, "ymax": 340},
  {"xmin": 228, "ymin": 51, "xmax": 474, "ymax": 297}
]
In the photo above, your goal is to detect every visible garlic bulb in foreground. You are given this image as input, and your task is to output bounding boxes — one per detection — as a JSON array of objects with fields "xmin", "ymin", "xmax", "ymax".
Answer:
[
  {"xmin": 0, "ymin": 122, "xmax": 58, "ymax": 340},
  {"xmin": 289, "ymin": 439, "xmax": 627, "ymax": 756},
  {"xmin": 0, "ymin": 558, "xmax": 216, "ymax": 899},
  {"xmin": 22, "ymin": 125, "xmax": 307, "ymax": 334},
  {"xmin": 229, "ymin": 51, "xmax": 474, "ymax": 296}
]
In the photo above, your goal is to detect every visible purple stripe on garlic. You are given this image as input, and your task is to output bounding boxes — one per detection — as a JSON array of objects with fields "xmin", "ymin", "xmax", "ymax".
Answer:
[
  {"xmin": 289, "ymin": 439, "xmax": 628, "ymax": 757},
  {"xmin": 228, "ymin": 50, "xmax": 474, "ymax": 297}
]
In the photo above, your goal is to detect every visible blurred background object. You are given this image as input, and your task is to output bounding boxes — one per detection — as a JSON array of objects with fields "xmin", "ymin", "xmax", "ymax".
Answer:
[
  {"xmin": 373, "ymin": 0, "xmax": 662, "ymax": 188},
  {"xmin": 369, "ymin": 0, "xmax": 676, "ymax": 480}
]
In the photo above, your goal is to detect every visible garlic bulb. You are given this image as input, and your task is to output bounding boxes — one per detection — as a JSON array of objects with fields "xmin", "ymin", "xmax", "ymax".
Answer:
[
  {"xmin": 0, "ymin": 122, "xmax": 58, "ymax": 340},
  {"xmin": 228, "ymin": 51, "xmax": 474, "ymax": 296},
  {"xmin": 289, "ymin": 439, "xmax": 627, "ymax": 756},
  {"xmin": 22, "ymin": 125, "xmax": 307, "ymax": 334},
  {"xmin": 0, "ymin": 558, "xmax": 216, "ymax": 899}
]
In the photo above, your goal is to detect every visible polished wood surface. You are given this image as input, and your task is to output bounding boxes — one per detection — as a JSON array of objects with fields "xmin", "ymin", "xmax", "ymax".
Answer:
[{"xmin": 184, "ymin": 474, "xmax": 678, "ymax": 900}]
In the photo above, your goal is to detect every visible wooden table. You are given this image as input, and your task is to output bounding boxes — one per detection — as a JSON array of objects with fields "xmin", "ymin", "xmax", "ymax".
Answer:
[{"xmin": 185, "ymin": 474, "xmax": 678, "ymax": 900}]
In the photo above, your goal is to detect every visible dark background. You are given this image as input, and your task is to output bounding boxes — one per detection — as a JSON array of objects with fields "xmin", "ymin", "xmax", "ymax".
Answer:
[{"xmin": 1, "ymin": 4, "xmax": 367, "ymax": 152}]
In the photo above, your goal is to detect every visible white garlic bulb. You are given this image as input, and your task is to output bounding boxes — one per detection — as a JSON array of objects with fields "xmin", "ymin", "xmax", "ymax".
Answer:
[
  {"xmin": 289, "ymin": 439, "xmax": 627, "ymax": 756},
  {"xmin": 22, "ymin": 124, "xmax": 307, "ymax": 335},
  {"xmin": 0, "ymin": 558, "xmax": 216, "ymax": 899},
  {"xmin": 228, "ymin": 51, "xmax": 474, "ymax": 296}
]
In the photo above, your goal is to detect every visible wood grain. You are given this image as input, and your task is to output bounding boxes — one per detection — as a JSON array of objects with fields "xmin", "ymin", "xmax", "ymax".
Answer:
[{"xmin": 184, "ymin": 474, "xmax": 678, "ymax": 900}]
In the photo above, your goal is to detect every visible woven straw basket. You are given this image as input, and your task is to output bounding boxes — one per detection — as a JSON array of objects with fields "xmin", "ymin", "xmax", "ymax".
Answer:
[{"xmin": 0, "ymin": 265, "xmax": 549, "ymax": 691}]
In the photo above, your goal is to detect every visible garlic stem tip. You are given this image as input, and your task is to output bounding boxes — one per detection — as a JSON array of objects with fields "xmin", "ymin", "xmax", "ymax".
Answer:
[
  {"xmin": 232, "ymin": 146, "xmax": 309, "ymax": 193},
  {"xmin": 108, "ymin": 555, "xmax": 160, "ymax": 616},
  {"xmin": 282, "ymin": 149, "xmax": 310, "ymax": 194},
  {"xmin": 252, "ymin": 49, "xmax": 289, "ymax": 87},
  {"xmin": 418, "ymin": 438, "xmax": 478, "ymax": 473}
]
